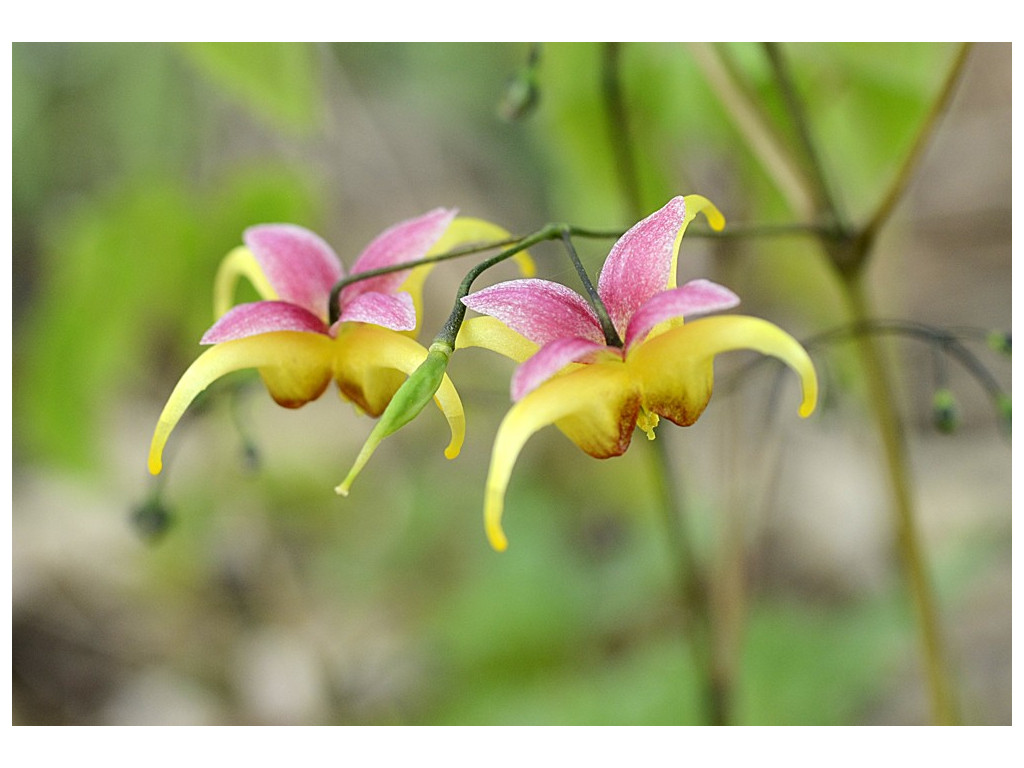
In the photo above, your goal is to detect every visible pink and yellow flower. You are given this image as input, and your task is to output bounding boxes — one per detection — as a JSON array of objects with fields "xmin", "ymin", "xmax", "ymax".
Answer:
[
  {"xmin": 459, "ymin": 196, "xmax": 818, "ymax": 551},
  {"xmin": 148, "ymin": 209, "xmax": 510, "ymax": 478}
]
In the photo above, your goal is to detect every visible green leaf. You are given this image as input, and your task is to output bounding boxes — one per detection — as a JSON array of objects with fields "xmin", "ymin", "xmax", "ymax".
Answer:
[
  {"xmin": 15, "ymin": 168, "xmax": 319, "ymax": 469},
  {"xmin": 180, "ymin": 43, "xmax": 320, "ymax": 132}
]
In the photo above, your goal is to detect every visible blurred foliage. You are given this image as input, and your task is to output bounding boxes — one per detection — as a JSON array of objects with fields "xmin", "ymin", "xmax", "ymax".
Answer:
[
  {"xmin": 179, "ymin": 43, "xmax": 321, "ymax": 132},
  {"xmin": 13, "ymin": 43, "xmax": 322, "ymax": 468},
  {"xmin": 12, "ymin": 43, "xmax": 1009, "ymax": 725}
]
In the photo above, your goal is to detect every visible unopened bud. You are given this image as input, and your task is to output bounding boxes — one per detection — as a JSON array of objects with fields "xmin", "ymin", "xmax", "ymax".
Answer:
[
  {"xmin": 336, "ymin": 342, "xmax": 455, "ymax": 496},
  {"xmin": 131, "ymin": 496, "xmax": 174, "ymax": 543},
  {"xmin": 931, "ymin": 388, "xmax": 958, "ymax": 434},
  {"xmin": 987, "ymin": 330, "xmax": 1011, "ymax": 356},
  {"xmin": 996, "ymin": 393, "xmax": 1011, "ymax": 434},
  {"xmin": 498, "ymin": 70, "xmax": 540, "ymax": 122}
]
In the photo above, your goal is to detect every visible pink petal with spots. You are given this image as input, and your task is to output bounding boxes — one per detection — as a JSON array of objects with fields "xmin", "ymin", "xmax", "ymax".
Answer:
[
  {"xmin": 201, "ymin": 301, "xmax": 328, "ymax": 344},
  {"xmin": 244, "ymin": 224, "xmax": 343, "ymax": 319},
  {"xmin": 624, "ymin": 279, "xmax": 740, "ymax": 350},
  {"xmin": 511, "ymin": 336, "xmax": 612, "ymax": 401},
  {"xmin": 343, "ymin": 208, "xmax": 457, "ymax": 303},
  {"xmin": 336, "ymin": 291, "xmax": 417, "ymax": 332},
  {"xmin": 462, "ymin": 279, "xmax": 605, "ymax": 347},
  {"xmin": 597, "ymin": 196, "xmax": 687, "ymax": 338}
]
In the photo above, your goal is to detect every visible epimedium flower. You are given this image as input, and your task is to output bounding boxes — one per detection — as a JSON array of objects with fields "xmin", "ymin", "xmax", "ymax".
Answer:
[
  {"xmin": 459, "ymin": 195, "xmax": 819, "ymax": 551},
  {"xmin": 148, "ymin": 208, "xmax": 516, "ymax": 479}
]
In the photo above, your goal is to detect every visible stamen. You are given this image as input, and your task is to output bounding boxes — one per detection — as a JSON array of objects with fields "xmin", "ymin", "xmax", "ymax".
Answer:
[{"xmin": 637, "ymin": 408, "xmax": 660, "ymax": 440}]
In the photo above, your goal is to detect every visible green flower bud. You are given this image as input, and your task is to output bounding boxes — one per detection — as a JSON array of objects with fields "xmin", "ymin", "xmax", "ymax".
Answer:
[
  {"xmin": 336, "ymin": 342, "xmax": 457, "ymax": 496},
  {"xmin": 498, "ymin": 70, "xmax": 540, "ymax": 122},
  {"xmin": 996, "ymin": 393, "xmax": 1011, "ymax": 434},
  {"xmin": 931, "ymin": 388, "xmax": 958, "ymax": 434},
  {"xmin": 987, "ymin": 330, "xmax": 1011, "ymax": 356}
]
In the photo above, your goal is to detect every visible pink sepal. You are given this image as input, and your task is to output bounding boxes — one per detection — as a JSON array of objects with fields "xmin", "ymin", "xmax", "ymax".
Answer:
[
  {"xmin": 244, "ymin": 224, "xmax": 343, "ymax": 319},
  {"xmin": 343, "ymin": 208, "xmax": 456, "ymax": 303},
  {"xmin": 462, "ymin": 279, "xmax": 605, "ymax": 347},
  {"xmin": 511, "ymin": 337, "xmax": 611, "ymax": 401},
  {"xmin": 201, "ymin": 301, "xmax": 328, "ymax": 344},
  {"xmin": 624, "ymin": 279, "xmax": 740, "ymax": 350},
  {"xmin": 597, "ymin": 196, "xmax": 686, "ymax": 337},
  {"xmin": 335, "ymin": 291, "xmax": 417, "ymax": 332}
]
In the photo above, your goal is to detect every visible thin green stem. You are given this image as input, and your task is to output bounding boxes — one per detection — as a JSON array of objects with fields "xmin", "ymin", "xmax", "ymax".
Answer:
[
  {"xmin": 327, "ymin": 236, "xmax": 520, "ymax": 325},
  {"xmin": 747, "ymin": 43, "xmax": 966, "ymax": 722},
  {"xmin": 860, "ymin": 43, "xmax": 972, "ymax": 250},
  {"xmin": 559, "ymin": 229, "xmax": 622, "ymax": 347},
  {"xmin": 805, "ymin": 320, "xmax": 1008, "ymax": 405},
  {"xmin": 434, "ymin": 225, "xmax": 562, "ymax": 348},
  {"xmin": 842, "ymin": 274, "xmax": 959, "ymax": 725},
  {"xmin": 762, "ymin": 42, "xmax": 845, "ymax": 226},
  {"xmin": 326, "ymin": 222, "xmax": 687, "ymax": 327},
  {"xmin": 688, "ymin": 42, "xmax": 817, "ymax": 218},
  {"xmin": 571, "ymin": 221, "xmax": 835, "ymax": 241},
  {"xmin": 601, "ymin": 42, "xmax": 645, "ymax": 221},
  {"xmin": 648, "ymin": 436, "xmax": 728, "ymax": 725}
]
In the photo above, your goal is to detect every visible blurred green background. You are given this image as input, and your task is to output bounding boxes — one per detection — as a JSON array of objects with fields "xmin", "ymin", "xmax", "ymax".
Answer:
[{"xmin": 12, "ymin": 42, "xmax": 1010, "ymax": 725}]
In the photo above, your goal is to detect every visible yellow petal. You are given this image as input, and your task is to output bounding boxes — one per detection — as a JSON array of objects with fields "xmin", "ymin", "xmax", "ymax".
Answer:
[
  {"xmin": 483, "ymin": 362, "xmax": 636, "ymax": 551},
  {"xmin": 213, "ymin": 246, "xmax": 278, "ymax": 319},
  {"xmin": 397, "ymin": 265, "xmax": 432, "ymax": 337},
  {"xmin": 629, "ymin": 315, "xmax": 817, "ymax": 427},
  {"xmin": 332, "ymin": 325, "xmax": 465, "ymax": 456},
  {"xmin": 667, "ymin": 195, "xmax": 726, "ymax": 289},
  {"xmin": 258, "ymin": 356, "xmax": 333, "ymax": 408},
  {"xmin": 430, "ymin": 217, "xmax": 536, "ymax": 278},
  {"xmin": 148, "ymin": 331, "xmax": 334, "ymax": 475},
  {"xmin": 435, "ymin": 371, "xmax": 465, "ymax": 460},
  {"xmin": 455, "ymin": 316, "xmax": 539, "ymax": 363}
]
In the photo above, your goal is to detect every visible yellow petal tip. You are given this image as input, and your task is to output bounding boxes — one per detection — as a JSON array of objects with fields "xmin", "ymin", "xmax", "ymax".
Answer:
[
  {"xmin": 147, "ymin": 444, "xmax": 164, "ymax": 475},
  {"xmin": 798, "ymin": 369, "xmax": 819, "ymax": 419},
  {"xmin": 484, "ymin": 491, "xmax": 508, "ymax": 551}
]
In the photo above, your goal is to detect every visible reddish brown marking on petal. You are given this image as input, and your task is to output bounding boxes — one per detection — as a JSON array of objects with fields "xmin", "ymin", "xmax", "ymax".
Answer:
[
  {"xmin": 652, "ymin": 398, "xmax": 711, "ymax": 428},
  {"xmin": 645, "ymin": 368, "xmax": 713, "ymax": 427},
  {"xmin": 556, "ymin": 392, "xmax": 641, "ymax": 458}
]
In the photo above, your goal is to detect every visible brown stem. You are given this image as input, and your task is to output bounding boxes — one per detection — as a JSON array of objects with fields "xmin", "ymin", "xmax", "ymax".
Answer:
[
  {"xmin": 649, "ymin": 436, "xmax": 729, "ymax": 725},
  {"xmin": 842, "ymin": 273, "xmax": 959, "ymax": 725}
]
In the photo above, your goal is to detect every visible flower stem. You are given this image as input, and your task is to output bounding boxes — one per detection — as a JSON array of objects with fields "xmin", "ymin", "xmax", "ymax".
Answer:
[
  {"xmin": 859, "ymin": 43, "xmax": 972, "ymax": 251},
  {"xmin": 601, "ymin": 42, "xmax": 645, "ymax": 222},
  {"xmin": 749, "ymin": 42, "xmax": 968, "ymax": 723},
  {"xmin": 761, "ymin": 42, "xmax": 845, "ymax": 227},
  {"xmin": 842, "ymin": 273, "xmax": 959, "ymax": 725},
  {"xmin": 688, "ymin": 42, "xmax": 817, "ymax": 218},
  {"xmin": 328, "ymin": 235, "xmax": 521, "ymax": 325},
  {"xmin": 435, "ymin": 225, "xmax": 560, "ymax": 347},
  {"xmin": 559, "ymin": 229, "xmax": 622, "ymax": 348},
  {"xmin": 648, "ymin": 435, "xmax": 728, "ymax": 725}
]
